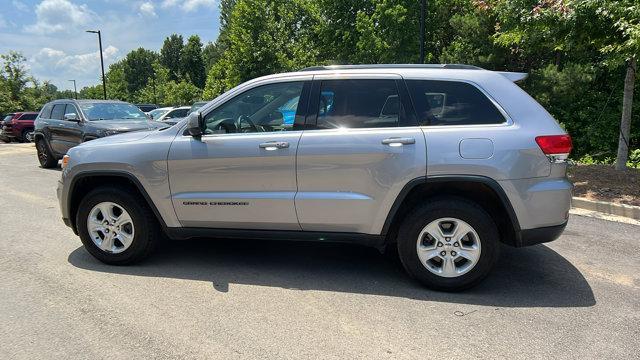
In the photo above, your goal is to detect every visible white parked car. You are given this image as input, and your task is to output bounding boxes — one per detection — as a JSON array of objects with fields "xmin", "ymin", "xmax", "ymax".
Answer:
[
  {"xmin": 156, "ymin": 106, "xmax": 190, "ymax": 123},
  {"xmin": 147, "ymin": 107, "xmax": 172, "ymax": 120}
]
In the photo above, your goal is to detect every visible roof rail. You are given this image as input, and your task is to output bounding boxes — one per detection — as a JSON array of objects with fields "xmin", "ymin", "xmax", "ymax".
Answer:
[{"xmin": 299, "ymin": 64, "xmax": 484, "ymax": 71}]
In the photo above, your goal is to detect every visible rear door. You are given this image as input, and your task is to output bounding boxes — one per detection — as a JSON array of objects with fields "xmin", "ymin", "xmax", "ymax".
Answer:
[{"xmin": 295, "ymin": 75, "xmax": 427, "ymax": 234}]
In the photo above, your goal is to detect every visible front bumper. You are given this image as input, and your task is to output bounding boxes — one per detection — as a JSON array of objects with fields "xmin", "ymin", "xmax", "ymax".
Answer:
[
  {"xmin": 57, "ymin": 179, "xmax": 72, "ymax": 227},
  {"xmin": 0, "ymin": 129, "xmax": 14, "ymax": 140}
]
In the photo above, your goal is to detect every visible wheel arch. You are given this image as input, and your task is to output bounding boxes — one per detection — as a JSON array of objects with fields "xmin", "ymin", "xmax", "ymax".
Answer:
[
  {"xmin": 68, "ymin": 171, "xmax": 169, "ymax": 235},
  {"xmin": 382, "ymin": 175, "xmax": 522, "ymax": 247}
]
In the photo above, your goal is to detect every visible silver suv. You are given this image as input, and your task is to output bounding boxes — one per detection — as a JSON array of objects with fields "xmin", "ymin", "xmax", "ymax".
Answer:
[{"xmin": 57, "ymin": 65, "xmax": 572, "ymax": 291}]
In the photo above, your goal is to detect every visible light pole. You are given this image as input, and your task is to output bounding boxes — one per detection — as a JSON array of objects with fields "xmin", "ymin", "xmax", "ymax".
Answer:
[
  {"xmin": 419, "ymin": 0, "xmax": 426, "ymax": 63},
  {"xmin": 68, "ymin": 80, "xmax": 77, "ymax": 99},
  {"xmin": 86, "ymin": 30, "xmax": 107, "ymax": 99}
]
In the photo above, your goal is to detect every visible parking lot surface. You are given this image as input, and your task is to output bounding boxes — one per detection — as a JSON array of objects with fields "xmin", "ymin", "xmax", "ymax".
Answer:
[{"xmin": 0, "ymin": 143, "xmax": 638, "ymax": 359}]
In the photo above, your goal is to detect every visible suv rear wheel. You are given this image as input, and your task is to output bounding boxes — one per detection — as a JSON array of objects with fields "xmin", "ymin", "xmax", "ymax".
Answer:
[
  {"xmin": 76, "ymin": 187, "xmax": 159, "ymax": 265},
  {"xmin": 36, "ymin": 138, "xmax": 57, "ymax": 168},
  {"xmin": 397, "ymin": 197, "xmax": 500, "ymax": 291}
]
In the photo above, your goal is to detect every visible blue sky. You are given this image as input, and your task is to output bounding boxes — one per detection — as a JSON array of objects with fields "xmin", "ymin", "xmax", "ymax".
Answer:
[{"xmin": 0, "ymin": 0, "xmax": 221, "ymax": 90}]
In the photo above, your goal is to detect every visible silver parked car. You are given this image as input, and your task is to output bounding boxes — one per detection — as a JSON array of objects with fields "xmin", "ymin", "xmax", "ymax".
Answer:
[{"xmin": 57, "ymin": 64, "xmax": 572, "ymax": 291}]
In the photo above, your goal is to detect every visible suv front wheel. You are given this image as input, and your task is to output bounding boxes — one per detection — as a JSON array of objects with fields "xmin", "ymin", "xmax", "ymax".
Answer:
[
  {"xmin": 397, "ymin": 197, "xmax": 500, "ymax": 292},
  {"xmin": 76, "ymin": 186, "xmax": 159, "ymax": 265}
]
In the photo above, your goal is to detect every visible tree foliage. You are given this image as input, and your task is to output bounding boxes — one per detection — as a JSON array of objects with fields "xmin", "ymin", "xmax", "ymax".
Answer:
[
  {"xmin": 160, "ymin": 34, "xmax": 185, "ymax": 81},
  {"xmin": 181, "ymin": 35, "xmax": 206, "ymax": 88}
]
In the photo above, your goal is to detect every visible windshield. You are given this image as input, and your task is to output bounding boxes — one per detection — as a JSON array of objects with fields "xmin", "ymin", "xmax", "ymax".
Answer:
[
  {"xmin": 148, "ymin": 108, "xmax": 169, "ymax": 120},
  {"xmin": 3, "ymin": 115, "xmax": 14, "ymax": 122},
  {"xmin": 79, "ymin": 103, "xmax": 148, "ymax": 121}
]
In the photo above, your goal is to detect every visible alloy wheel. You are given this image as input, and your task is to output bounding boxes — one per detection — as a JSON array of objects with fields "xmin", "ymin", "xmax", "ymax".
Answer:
[
  {"xmin": 36, "ymin": 140, "xmax": 47, "ymax": 163},
  {"xmin": 416, "ymin": 217, "xmax": 481, "ymax": 278},
  {"xmin": 87, "ymin": 202, "xmax": 135, "ymax": 254}
]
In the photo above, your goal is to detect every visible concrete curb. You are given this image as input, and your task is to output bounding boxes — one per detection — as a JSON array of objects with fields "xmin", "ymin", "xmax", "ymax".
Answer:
[{"xmin": 572, "ymin": 197, "xmax": 640, "ymax": 220}]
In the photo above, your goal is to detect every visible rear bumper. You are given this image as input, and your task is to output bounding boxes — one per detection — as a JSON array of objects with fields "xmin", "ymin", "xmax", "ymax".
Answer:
[{"xmin": 516, "ymin": 221, "xmax": 567, "ymax": 247}]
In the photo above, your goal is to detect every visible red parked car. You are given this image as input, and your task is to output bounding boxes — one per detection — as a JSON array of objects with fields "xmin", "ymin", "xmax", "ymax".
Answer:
[{"xmin": 0, "ymin": 112, "xmax": 39, "ymax": 143}]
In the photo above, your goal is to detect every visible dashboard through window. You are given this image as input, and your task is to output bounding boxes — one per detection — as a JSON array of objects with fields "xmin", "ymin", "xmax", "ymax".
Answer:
[{"xmin": 203, "ymin": 82, "xmax": 305, "ymax": 134}]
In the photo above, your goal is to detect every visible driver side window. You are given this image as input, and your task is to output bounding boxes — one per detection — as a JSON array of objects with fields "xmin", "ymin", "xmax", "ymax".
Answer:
[{"xmin": 203, "ymin": 81, "xmax": 305, "ymax": 135}]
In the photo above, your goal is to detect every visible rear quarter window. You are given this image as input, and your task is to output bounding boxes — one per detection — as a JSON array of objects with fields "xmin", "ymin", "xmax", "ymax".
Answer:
[{"xmin": 406, "ymin": 80, "xmax": 506, "ymax": 126}]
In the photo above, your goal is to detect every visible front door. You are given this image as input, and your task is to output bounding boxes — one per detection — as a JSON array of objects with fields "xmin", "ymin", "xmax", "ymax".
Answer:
[
  {"xmin": 295, "ymin": 75, "xmax": 427, "ymax": 235},
  {"xmin": 47, "ymin": 103, "xmax": 68, "ymax": 155},
  {"xmin": 168, "ymin": 79, "xmax": 311, "ymax": 230},
  {"xmin": 58, "ymin": 104, "xmax": 83, "ymax": 152}
]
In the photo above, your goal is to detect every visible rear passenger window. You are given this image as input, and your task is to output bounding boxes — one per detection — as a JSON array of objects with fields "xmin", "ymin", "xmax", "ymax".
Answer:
[
  {"xmin": 19, "ymin": 113, "xmax": 37, "ymax": 120},
  {"xmin": 314, "ymin": 79, "xmax": 400, "ymax": 129},
  {"xmin": 40, "ymin": 105, "xmax": 53, "ymax": 119},
  {"xmin": 50, "ymin": 104, "xmax": 66, "ymax": 120},
  {"xmin": 406, "ymin": 80, "xmax": 505, "ymax": 126}
]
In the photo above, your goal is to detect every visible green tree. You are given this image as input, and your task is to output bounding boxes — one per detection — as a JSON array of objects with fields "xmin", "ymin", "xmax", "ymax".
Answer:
[
  {"xmin": 160, "ymin": 34, "xmax": 184, "ymax": 81},
  {"xmin": 352, "ymin": 0, "xmax": 420, "ymax": 63},
  {"xmin": 79, "ymin": 84, "xmax": 104, "ymax": 99},
  {"xmin": 181, "ymin": 35, "xmax": 206, "ymax": 88},
  {"xmin": 202, "ymin": 0, "xmax": 237, "ymax": 81},
  {"xmin": 123, "ymin": 48, "xmax": 158, "ymax": 96},
  {"xmin": 104, "ymin": 61, "xmax": 128, "ymax": 101},
  {"xmin": 164, "ymin": 80, "xmax": 202, "ymax": 106},
  {"xmin": 204, "ymin": 0, "xmax": 321, "ymax": 97},
  {"xmin": 573, "ymin": 0, "xmax": 640, "ymax": 169},
  {"xmin": 0, "ymin": 51, "xmax": 29, "ymax": 112}
]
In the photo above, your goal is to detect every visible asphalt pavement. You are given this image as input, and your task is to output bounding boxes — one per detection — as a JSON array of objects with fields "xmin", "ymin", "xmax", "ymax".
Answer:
[{"xmin": 0, "ymin": 143, "xmax": 638, "ymax": 359}]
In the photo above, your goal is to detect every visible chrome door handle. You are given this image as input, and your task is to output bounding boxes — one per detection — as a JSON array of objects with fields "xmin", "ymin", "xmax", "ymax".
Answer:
[
  {"xmin": 381, "ymin": 137, "xmax": 415, "ymax": 146},
  {"xmin": 259, "ymin": 141, "xmax": 290, "ymax": 150}
]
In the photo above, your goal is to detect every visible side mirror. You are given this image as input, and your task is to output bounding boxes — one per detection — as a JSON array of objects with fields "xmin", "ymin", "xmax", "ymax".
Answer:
[
  {"xmin": 64, "ymin": 113, "xmax": 79, "ymax": 122},
  {"xmin": 187, "ymin": 112, "xmax": 204, "ymax": 137}
]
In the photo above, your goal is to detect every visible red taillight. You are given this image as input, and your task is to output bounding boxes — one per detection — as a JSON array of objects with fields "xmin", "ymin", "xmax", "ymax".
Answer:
[{"xmin": 535, "ymin": 135, "xmax": 572, "ymax": 155}]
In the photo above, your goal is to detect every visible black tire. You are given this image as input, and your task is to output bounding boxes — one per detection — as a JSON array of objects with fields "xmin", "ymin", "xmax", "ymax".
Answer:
[
  {"xmin": 397, "ymin": 197, "xmax": 500, "ymax": 292},
  {"xmin": 76, "ymin": 186, "xmax": 159, "ymax": 265},
  {"xmin": 36, "ymin": 138, "xmax": 57, "ymax": 168},
  {"xmin": 21, "ymin": 129, "xmax": 33, "ymax": 143}
]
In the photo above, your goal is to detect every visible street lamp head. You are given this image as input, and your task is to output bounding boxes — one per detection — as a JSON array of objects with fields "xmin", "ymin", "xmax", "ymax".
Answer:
[{"xmin": 86, "ymin": 30, "xmax": 99, "ymax": 34}]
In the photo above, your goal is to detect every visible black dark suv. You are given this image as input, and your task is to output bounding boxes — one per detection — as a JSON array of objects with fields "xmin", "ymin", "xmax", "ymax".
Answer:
[{"xmin": 34, "ymin": 99, "xmax": 166, "ymax": 168}]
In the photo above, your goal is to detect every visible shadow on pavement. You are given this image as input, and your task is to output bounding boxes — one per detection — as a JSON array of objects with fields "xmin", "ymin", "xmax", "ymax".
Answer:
[{"xmin": 68, "ymin": 238, "xmax": 595, "ymax": 308}]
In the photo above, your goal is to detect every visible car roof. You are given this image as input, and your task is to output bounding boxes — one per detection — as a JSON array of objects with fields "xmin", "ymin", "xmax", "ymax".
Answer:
[
  {"xmin": 48, "ymin": 99, "xmax": 129, "ymax": 104},
  {"xmin": 171, "ymin": 106, "xmax": 190, "ymax": 110},
  {"xmin": 245, "ymin": 64, "xmax": 526, "ymax": 86}
]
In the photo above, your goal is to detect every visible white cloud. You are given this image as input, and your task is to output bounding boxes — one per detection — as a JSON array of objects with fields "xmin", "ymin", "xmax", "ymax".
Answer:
[
  {"xmin": 32, "ymin": 46, "xmax": 119, "ymax": 76},
  {"xmin": 139, "ymin": 2, "xmax": 157, "ymax": 17},
  {"xmin": 161, "ymin": 0, "xmax": 217, "ymax": 12},
  {"xmin": 25, "ymin": 0, "xmax": 97, "ymax": 34},
  {"xmin": 0, "ymin": 15, "xmax": 7, "ymax": 29},
  {"xmin": 13, "ymin": 1, "xmax": 30, "ymax": 12}
]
